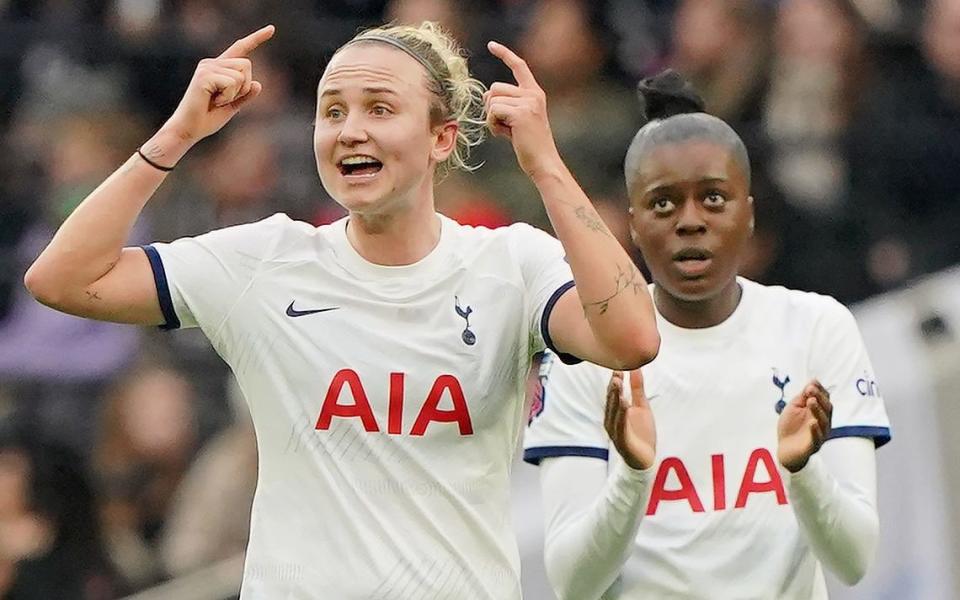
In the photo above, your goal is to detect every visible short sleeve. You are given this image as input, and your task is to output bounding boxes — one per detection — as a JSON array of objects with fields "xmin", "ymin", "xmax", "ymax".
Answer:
[
  {"xmin": 144, "ymin": 214, "xmax": 286, "ymax": 335},
  {"xmin": 507, "ymin": 223, "xmax": 578, "ymax": 363},
  {"xmin": 524, "ymin": 351, "xmax": 611, "ymax": 465},
  {"xmin": 809, "ymin": 299, "xmax": 892, "ymax": 448}
]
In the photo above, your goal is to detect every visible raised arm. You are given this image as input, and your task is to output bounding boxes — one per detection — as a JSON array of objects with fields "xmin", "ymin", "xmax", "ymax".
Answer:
[
  {"xmin": 485, "ymin": 42, "xmax": 659, "ymax": 370},
  {"xmin": 24, "ymin": 25, "xmax": 275, "ymax": 324}
]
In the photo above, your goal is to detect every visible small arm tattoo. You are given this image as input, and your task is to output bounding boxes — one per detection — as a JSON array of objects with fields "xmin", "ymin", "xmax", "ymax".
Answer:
[
  {"xmin": 573, "ymin": 205, "xmax": 613, "ymax": 238},
  {"xmin": 549, "ymin": 193, "xmax": 614, "ymax": 239},
  {"xmin": 85, "ymin": 290, "xmax": 102, "ymax": 302},
  {"xmin": 582, "ymin": 263, "xmax": 643, "ymax": 315},
  {"xmin": 140, "ymin": 141, "xmax": 167, "ymax": 162}
]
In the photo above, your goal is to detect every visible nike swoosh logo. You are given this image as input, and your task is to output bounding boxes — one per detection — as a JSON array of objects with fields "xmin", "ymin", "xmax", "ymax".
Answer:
[{"xmin": 285, "ymin": 301, "xmax": 340, "ymax": 318}]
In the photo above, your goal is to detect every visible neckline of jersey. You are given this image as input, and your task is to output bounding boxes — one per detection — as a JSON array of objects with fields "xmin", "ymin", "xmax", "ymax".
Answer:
[
  {"xmin": 653, "ymin": 276, "xmax": 755, "ymax": 341},
  {"xmin": 328, "ymin": 213, "xmax": 455, "ymax": 280}
]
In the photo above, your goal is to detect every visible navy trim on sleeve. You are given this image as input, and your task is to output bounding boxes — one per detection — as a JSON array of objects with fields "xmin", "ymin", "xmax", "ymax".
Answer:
[
  {"xmin": 523, "ymin": 445, "xmax": 609, "ymax": 466},
  {"xmin": 828, "ymin": 425, "xmax": 891, "ymax": 448},
  {"xmin": 540, "ymin": 280, "xmax": 581, "ymax": 365},
  {"xmin": 141, "ymin": 245, "xmax": 181, "ymax": 330}
]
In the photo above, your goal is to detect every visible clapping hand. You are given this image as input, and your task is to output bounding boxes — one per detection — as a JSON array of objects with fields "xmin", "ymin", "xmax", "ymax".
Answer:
[
  {"xmin": 605, "ymin": 369, "xmax": 656, "ymax": 471},
  {"xmin": 777, "ymin": 380, "xmax": 833, "ymax": 473}
]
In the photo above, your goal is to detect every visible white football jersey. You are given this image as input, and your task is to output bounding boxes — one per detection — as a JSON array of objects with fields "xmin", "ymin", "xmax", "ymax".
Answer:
[
  {"xmin": 145, "ymin": 213, "xmax": 575, "ymax": 599},
  {"xmin": 524, "ymin": 277, "xmax": 891, "ymax": 600}
]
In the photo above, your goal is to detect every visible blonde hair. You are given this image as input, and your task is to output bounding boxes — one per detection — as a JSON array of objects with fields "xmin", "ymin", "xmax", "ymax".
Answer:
[{"xmin": 343, "ymin": 22, "xmax": 487, "ymax": 177}]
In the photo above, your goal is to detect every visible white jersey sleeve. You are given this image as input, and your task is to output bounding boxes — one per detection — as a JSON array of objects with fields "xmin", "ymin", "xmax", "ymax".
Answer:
[
  {"xmin": 523, "ymin": 351, "xmax": 610, "ymax": 465},
  {"xmin": 810, "ymin": 299, "xmax": 891, "ymax": 446},
  {"xmin": 786, "ymin": 437, "xmax": 880, "ymax": 585},
  {"xmin": 506, "ymin": 224, "xmax": 577, "ymax": 362},
  {"xmin": 142, "ymin": 213, "xmax": 286, "ymax": 335}
]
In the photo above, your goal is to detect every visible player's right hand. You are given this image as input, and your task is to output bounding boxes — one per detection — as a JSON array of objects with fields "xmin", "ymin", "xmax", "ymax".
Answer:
[
  {"xmin": 162, "ymin": 25, "xmax": 275, "ymax": 143},
  {"xmin": 605, "ymin": 369, "xmax": 656, "ymax": 471}
]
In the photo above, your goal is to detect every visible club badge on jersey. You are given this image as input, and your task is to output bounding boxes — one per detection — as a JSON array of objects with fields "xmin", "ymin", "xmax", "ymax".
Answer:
[
  {"xmin": 772, "ymin": 368, "xmax": 790, "ymax": 414},
  {"xmin": 455, "ymin": 296, "xmax": 476, "ymax": 346}
]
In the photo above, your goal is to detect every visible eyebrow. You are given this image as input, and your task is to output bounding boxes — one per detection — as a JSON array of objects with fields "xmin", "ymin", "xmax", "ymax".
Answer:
[
  {"xmin": 319, "ymin": 86, "xmax": 400, "ymax": 99},
  {"xmin": 643, "ymin": 177, "xmax": 729, "ymax": 195}
]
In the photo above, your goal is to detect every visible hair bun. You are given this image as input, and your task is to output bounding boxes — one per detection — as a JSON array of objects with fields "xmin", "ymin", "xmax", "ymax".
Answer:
[{"xmin": 637, "ymin": 69, "xmax": 705, "ymax": 122}]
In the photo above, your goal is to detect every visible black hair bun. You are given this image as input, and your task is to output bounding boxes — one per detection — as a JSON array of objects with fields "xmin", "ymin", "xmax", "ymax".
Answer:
[{"xmin": 637, "ymin": 69, "xmax": 705, "ymax": 122}]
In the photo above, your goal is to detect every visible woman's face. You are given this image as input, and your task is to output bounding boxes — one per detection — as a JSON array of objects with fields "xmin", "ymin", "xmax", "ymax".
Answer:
[
  {"xmin": 121, "ymin": 370, "xmax": 195, "ymax": 462},
  {"xmin": 775, "ymin": 0, "xmax": 858, "ymax": 63},
  {"xmin": 314, "ymin": 43, "xmax": 456, "ymax": 216},
  {"xmin": 672, "ymin": 0, "xmax": 739, "ymax": 74},
  {"xmin": 0, "ymin": 450, "xmax": 53, "ymax": 564},
  {"xmin": 924, "ymin": 0, "xmax": 960, "ymax": 81},
  {"xmin": 628, "ymin": 139, "xmax": 753, "ymax": 302}
]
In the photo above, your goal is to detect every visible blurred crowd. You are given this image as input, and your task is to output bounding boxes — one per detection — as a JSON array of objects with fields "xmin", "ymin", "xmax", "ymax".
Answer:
[{"xmin": 0, "ymin": 0, "xmax": 957, "ymax": 598}]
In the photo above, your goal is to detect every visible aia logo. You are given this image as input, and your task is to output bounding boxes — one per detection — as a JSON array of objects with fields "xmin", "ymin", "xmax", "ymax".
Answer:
[
  {"xmin": 314, "ymin": 369, "xmax": 473, "ymax": 436},
  {"xmin": 646, "ymin": 449, "xmax": 788, "ymax": 515},
  {"xmin": 772, "ymin": 369, "xmax": 790, "ymax": 414}
]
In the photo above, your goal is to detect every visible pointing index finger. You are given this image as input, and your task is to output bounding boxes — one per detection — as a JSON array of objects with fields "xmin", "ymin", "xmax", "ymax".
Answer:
[
  {"xmin": 219, "ymin": 25, "xmax": 276, "ymax": 59},
  {"xmin": 487, "ymin": 41, "xmax": 538, "ymax": 88}
]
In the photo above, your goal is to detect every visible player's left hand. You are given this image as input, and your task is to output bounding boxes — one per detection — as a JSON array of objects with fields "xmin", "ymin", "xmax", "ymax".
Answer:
[
  {"xmin": 485, "ymin": 41, "xmax": 563, "ymax": 180},
  {"xmin": 605, "ymin": 369, "xmax": 656, "ymax": 471},
  {"xmin": 777, "ymin": 380, "xmax": 833, "ymax": 473}
]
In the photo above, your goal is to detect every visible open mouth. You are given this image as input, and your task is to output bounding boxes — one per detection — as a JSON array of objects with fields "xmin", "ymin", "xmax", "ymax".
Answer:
[
  {"xmin": 338, "ymin": 155, "xmax": 383, "ymax": 177},
  {"xmin": 672, "ymin": 247, "xmax": 714, "ymax": 277}
]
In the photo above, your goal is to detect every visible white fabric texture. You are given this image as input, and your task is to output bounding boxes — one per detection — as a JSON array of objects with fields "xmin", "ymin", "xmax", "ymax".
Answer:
[
  {"xmin": 525, "ymin": 278, "xmax": 891, "ymax": 599},
  {"xmin": 540, "ymin": 437, "xmax": 877, "ymax": 599},
  {"xmin": 785, "ymin": 437, "xmax": 878, "ymax": 586},
  {"xmin": 540, "ymin": 457, "xmax": 652, "ymax": 600},
  {"xmin": 149, "ymin": 213, "xmax": 574, "ymax": 599}
]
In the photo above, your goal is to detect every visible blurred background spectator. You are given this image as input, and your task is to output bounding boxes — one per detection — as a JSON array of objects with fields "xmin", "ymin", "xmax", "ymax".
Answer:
[
  {"xmin": 0, "ymin": 1, "xmax": 957, "ymax": 598},
  {"xmin": 92, "ymin": 366, "xmax": 197, "ymax": 590},
  {"xmin": 0, "ymin": 421, "xmax": 121, "ymax": 599}
]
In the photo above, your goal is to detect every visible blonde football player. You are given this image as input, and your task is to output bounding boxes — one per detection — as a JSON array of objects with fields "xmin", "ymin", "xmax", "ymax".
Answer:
[{"xmin": 24, "ymin": 22, "xmax": 661, "ymax": 599}]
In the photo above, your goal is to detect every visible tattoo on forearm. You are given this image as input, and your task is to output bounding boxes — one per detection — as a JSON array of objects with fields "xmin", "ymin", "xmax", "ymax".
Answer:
[
  {"xmin": 582, "ymin": 263, "xmax": 643, "ymax": 314},
  {"xmin": 85, "ymin": 290, "xmax": 102, "ymax": 302},
  {"xmin": 630, "ymin": 265, "xmax": 645, "ymax": 297},
  {"xmin": 550, "ymin": 193, "xmax": 614, "ymax": 238},
  {"xmin": 573, "ymin": 206, "xmax": 613, "ymax": 238},
  {"xmin": 140, "ymin": 142, "xmax": 167, "ymax": 162}
]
